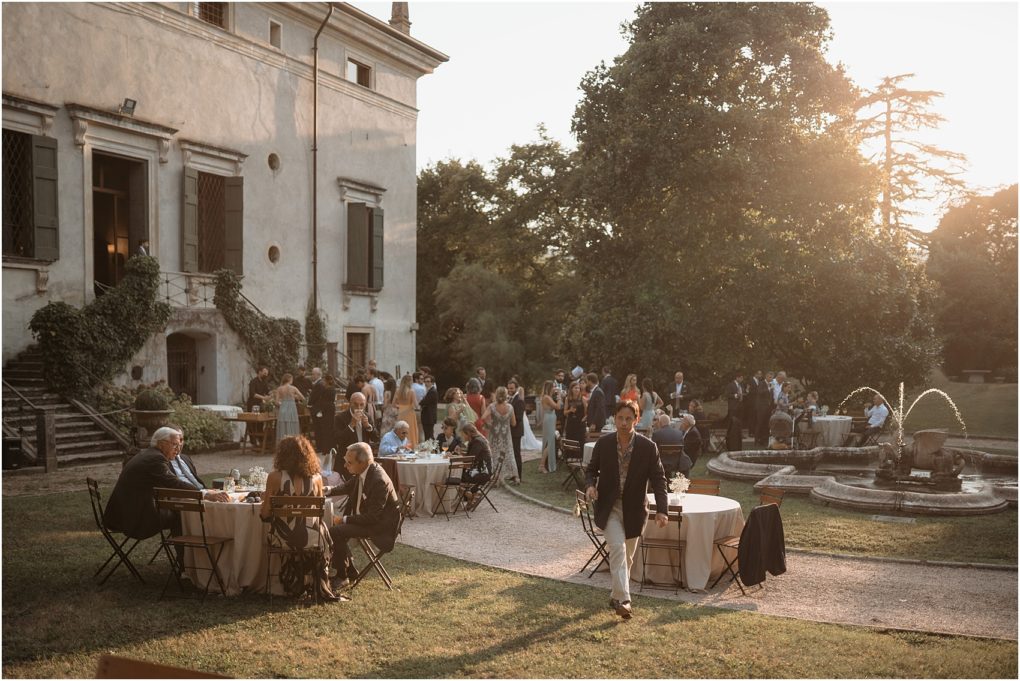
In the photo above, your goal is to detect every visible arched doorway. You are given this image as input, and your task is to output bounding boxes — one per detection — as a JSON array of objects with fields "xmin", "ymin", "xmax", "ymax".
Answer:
[{"xmin": 166, "ymin": 333, "xmax": 197, "ymax": 402}]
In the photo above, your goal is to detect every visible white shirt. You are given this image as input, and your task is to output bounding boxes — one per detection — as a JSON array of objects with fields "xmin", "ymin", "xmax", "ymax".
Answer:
[
  {"xmin": 369, "ymin": 377, "xmax": 385, "ymax": 405},
  {"xmin": 866, "ymin": 402, "xmax": 890, "ymax": 428},
  {"xmin": 771, "ymin": 380, "xmax": 783, "ymax": 401}
]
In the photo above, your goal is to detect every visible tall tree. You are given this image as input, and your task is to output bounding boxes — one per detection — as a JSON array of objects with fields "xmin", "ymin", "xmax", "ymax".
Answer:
[
  {"xmin": 565, "ymin": 2, "xmax": 938, "ymax": 401},
  {"xmin": 927, "ymin": 185, "xmax": 1018, "ymax": 375},
  {"xmin": 855, "ymin": 73, "xmax": 969, "ymax": 241}
]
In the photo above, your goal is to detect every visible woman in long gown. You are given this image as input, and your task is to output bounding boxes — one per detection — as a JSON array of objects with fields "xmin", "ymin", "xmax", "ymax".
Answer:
[
  {"xmin": 516, "ymin": 386, "xmax": 542, "ymax": 451},
  {"xmin": 637, "ymin": 378, "xmax": 662, "ymax": 434},
  {"xmin": 379, "ymin": 375, "xmax": 399, "ymax": 435},
  {"xmin": 483, "ymin": 386, "xmax": 519, "ymax": 484},
  {"xmin": 562, "ymin": 381, "xmax": 587, "ymax": 445},
  {"xmin": 539, "ymin": 380, "xmax": 562, "ymax": 473},
  {"xmin": 464, "ymin": 378, "xmax": 488, "ymax": 437},
  {"xmin": 393, "ymin": 374, "xmax": 420, "ymax": 449},
  {"xmin": 274, "ymin": 373, "xmax": 305, "ymax": 443}
]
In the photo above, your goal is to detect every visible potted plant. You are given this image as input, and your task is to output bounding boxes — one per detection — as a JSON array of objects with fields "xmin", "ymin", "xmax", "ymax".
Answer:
[{"xmin": 131, "ymin": 386, "xmax": 173, "ymax": 441}]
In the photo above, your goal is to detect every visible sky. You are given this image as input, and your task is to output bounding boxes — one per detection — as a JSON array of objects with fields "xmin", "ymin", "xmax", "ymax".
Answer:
[{"xmin": 361, "ymin": 1, "xmax": 1018, "ymax": 232}]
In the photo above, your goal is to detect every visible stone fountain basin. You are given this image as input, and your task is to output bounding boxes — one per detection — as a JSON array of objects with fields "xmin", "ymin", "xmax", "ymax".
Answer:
[{"xmin": 707, "ymin": 447, "xmax": 1015, "ymax": 516}]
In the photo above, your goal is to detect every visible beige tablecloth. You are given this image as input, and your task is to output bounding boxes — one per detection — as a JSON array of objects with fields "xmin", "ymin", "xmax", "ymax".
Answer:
[
  {"xmin": 182, "ymin": 494, "xmax": 342, "ymax": 596},
  {"xmin": 583, "ymin": 441, "xmax": 595, "ymax": 467},
  {"xmin": 811, "ymin": 415, "xmax": 853, "ymax": 447},
  {"xmin": 394, "ymin": 458, "xmax": 451, "ymax": 515},
  {"xmin": 632, "ymin": 493, "xmax": 745, "ymax": 591}
]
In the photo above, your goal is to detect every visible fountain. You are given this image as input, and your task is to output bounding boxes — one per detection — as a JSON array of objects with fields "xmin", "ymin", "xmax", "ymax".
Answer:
[{"xmin": 707, "ymin": 383, "xmax": 1015, "ymax": 515}]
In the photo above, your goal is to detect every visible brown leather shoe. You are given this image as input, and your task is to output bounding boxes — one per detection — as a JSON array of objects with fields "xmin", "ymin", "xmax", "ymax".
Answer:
[{"xmin": 609, "ymin": 599, "xmax": 633, "ymax": 619}]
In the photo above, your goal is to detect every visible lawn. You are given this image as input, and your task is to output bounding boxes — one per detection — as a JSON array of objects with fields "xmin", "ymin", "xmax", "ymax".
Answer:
[
  {"xmin": 2, "ymin": 491, "xmax": 1016, "ymax": 678},
  {"xmin": 518, "ymin": 458, "xmax": 1018, "ymax": 565}
]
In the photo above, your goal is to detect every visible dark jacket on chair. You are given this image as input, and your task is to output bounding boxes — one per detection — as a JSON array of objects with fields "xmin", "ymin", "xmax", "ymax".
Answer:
[
  {"xmin": 328, "ymin": 462, "xmax": 400, "ymax": 551},
  {"xmin": 737, "ymin": 503, "xmax": 786, "ymax": 587},
  {"xmin": 584, "ymin": 432, "xmax": 668, "ymax": 539},
  {"xmin": 103, "ymin": 449, "xmax": 199, "ymax": 539}
]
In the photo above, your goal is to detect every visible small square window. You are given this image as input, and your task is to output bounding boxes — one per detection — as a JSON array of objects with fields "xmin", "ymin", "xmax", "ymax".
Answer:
[
  {"xmin": 193, "ymin": 2, "xmax": 227, "ymax": 29},
  {"xmin": 269, "ymin": 20, "xmax": 281, "ymax": 48},
  {"xmin": 346, "ymin": 59, "xmax": 372, "ymax": 88}
]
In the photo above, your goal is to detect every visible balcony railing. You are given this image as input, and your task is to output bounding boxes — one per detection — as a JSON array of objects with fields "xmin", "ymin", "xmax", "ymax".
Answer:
[{"xmin": 160, "ymin": 270, "xmax": 217, "ymax": 309}]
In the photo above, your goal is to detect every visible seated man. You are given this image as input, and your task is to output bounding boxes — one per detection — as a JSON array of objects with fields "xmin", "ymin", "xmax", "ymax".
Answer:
[
  {"xmin": 769, "ymin": 409, "xmax": 794, "ymax": 449},
  {"xmin": 378, "ymin": 420, "xmax": 413, "ymax": 457},
  {"xmin": 103, "ymin": 426, "xmax": 228, "ymax": 567},
  {"xmin": 333, "ymin": 392, "xmax": 376, "ymax": 471},
  {"xmin": 326, "ymin": 443, "xmax": 401, "ymax": 589},
  {"xmin": 651, "ymin": 414, "xmax": 692, "ymax": 478},
  {"xmin": 678, "ymin": 414, "xmax": 701, "ymax": 468},
  {"xmin": 855, "ymin": 394, "xmax": 890, "ymax": 446}
]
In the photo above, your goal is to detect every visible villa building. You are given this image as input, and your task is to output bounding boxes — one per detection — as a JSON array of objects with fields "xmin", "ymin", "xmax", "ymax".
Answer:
[{"xmin": 2, "ymin": 2, "xmax": 445, "ymax": 404}]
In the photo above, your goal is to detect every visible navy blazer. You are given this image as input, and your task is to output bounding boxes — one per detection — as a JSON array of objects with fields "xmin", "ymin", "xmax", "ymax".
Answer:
[
  {"xmin": 586, "ymin": 385, "xmax": 607, "ymax": 431},
  {"xmin": 584, "ymin": 432, "xmax": 667, "ymax": 539}
]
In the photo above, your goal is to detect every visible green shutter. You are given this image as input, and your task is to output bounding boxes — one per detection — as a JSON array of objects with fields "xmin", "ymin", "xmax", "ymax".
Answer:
[
  {"xmin": 370, "ymin": 207, "xmax": 384, "ymax": 289},
  {"xmin": 182, "ymin": 167, "xmax": 199, "ymax": 272},
  {"xmin": 346, "ymin": 202, "xmax": 368, "ymax": 287},
  {"xmin": 31, "ymin": 134, "xmax": 59, "ymax": 261},
  {"xmin": 224, "ymin": 175, "xmax": 243, "ymax": 275}
]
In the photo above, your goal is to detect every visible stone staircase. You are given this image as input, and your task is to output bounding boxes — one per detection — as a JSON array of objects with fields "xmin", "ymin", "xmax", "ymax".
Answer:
[{"xmin": 3, "ymin": 347, "xmax": 128, "ymax": 467}]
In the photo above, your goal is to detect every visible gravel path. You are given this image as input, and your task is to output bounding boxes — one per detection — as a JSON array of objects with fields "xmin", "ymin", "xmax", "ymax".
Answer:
[{"xmin": 13, "ymin": 448, "xmax": 1016, "ymax": 640}]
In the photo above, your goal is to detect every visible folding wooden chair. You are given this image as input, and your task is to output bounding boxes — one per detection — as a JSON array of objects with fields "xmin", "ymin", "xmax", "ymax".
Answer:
[
  {"xmin": 348, "ymin": 486, "xmax": 413, "ymax": 592},
  {"xmin": 153, "ymin": 488, "xmax": 232, "ymax": 601},
  {"xmin": 560, "ymin": 438, "xmax": 585, "ymax": 490},
  {"xmin": 265, "ymin": 495, "xmax": 327, "ymax": 605},
  {"xmin": 842, "ymin": 416, "xmax": 870, "ymax": 446},
  {"xmin": 704, "ymin": 419, "xmax": 726, "ymax": 454},
  {"xmin": 858, "ymin": 414, "xmax": 892, "ymax": 448},
  {"xmin": 574, "ymin": 490, "xmax": 608, "ymax": 577},
  {"xmin": 759, "ymin": 486, "xmax": 785, "ymax": 508},
  {"xmin": 688, "ymin": 478, "xmax": 721, "ymax": 496},
  {"xmin": 431, "ymin": 455, "xmax": 473, "ymax": 520},
  {"xmin": 459, "ymin": 456, "xmax": 504, "ymax": 516},
  {"xmin": 87, "ymin": 477, "xmax": 149, "ymax": 586},
  {"xmin": 710, "ymin": 533, "xmax": 745, "ymax": 595},
  {"xmin": 639, "ymin": 504, "xmax": 685, "ymax": 593},
  {"xmin": 658, "ymin": 444, "xmax": 686, "ymax": 478}
]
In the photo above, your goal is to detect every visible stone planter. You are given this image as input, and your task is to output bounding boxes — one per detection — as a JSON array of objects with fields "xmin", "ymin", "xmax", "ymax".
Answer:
[{"xmin": 131, "ymin": 409, "xmax": 173, "ymax": 447}]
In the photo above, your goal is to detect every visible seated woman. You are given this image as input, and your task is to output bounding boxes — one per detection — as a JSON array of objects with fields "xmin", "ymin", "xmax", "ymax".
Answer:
[
  {"xmin": 444, "ymin": 387, "xmax": 478, "ymax": 430},
  {"xmin": 435, "ymin": 417, "xmax": 463, "ymax": 454},
  {"xmin": 259, "ymin": 435, "xmax": 337, "ymax": 600},
  {"xmin": 458, "ymin": 423, "xmax": 492, "ymax": 504}
]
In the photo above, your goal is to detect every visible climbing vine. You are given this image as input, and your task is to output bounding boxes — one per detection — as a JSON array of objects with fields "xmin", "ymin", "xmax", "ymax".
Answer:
[
  {"xmin": 305, "ymin": 301, "xmax": 327, "ymax": 371},
  {"xmin": 29, "ymin": 255, "xmax": 172, "ymax": 397},
  {"xmin": 213, "ymin": 269, "xmax": 300, "ymax": 375}
]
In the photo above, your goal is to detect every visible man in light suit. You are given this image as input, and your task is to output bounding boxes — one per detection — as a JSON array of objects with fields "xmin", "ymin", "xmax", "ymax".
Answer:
[
  {"xmin": 669, "ymin": 370, "xmax": 691, "ymax": 415},
  {"xmin": 327, "ymin": 442, "xmax": 401, "ymax": 589},
  {"xmin": 585, "ymin": 400, "xmax": 668, "ymax": 620}
]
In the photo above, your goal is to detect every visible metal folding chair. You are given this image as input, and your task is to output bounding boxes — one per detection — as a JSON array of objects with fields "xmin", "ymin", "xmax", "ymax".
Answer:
[
  {"xmin": 86, "ymin": 477, "xmax": 149, "ymax": 586},
  {"xmin": 459, "ymin": 456, "xmax": 504, "ymax": 516},
  {"xmin": 639, "ymin": 504, "xmax": 685, "ymax": 593},
  {"xmin": 431, "ymin": 455, "xmax": 473, "ymax": 520},
  {"xmin": 574, "ymin": 490, "xmax": 608, "ymax": 577},
  {"xmin": 348, "ymin": 486, "xmax": 413, "ymax": 592},
  {"xmin": 265, "ymin": 495, "xmax": 327, "ymax": 605},
  {"xmin": 153, "ymin": 487, "xmax": 232, "ymax": 601},
  {"xmin": 560, "ymin": 439, "xmax": 584, "ymax": 490}
]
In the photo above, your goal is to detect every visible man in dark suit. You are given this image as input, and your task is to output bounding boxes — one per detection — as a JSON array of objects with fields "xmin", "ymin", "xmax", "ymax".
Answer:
[
  {"xmin": 584, "ymin": 372, "xmax": 607, "ymax": 433},
  {"xmin": 584, "ymin": 400, "xmax": 668, "ymax": 620},
  {"xmin": 507, "ymin": 377, "xmax": 526, "ymax": 482},
  {"xmin": 751, "ymin": 370, "xmax": 774, "ymax": 446},
  {"xmin": 332, "ymin": 392, "xmax": 376, "ymax": 471},
  {"xmin": 669, "ymin": 371, "xmax": 691, "ymax": 415},
  {"xmin": 246, "ymin": 366, "xmax": 270, "ymax": 412},
  {"xmin": 600, "ymin": 366, "xmax": 618, "ymax": 406},
  {"xmin": 679, "ymin": 414, "xmax": 703, "ymax": 467},
  {"xmin": 103, "ymin": 427, "xmax": 228, "ymax": 548},
  {"xmin": 420, "ymin": 374, "xmax": 439, "ymax": 441},
  {"xmin": 475, "ymin": 366, "xmax": 495, "ymax": 402},
  {"xmin": 651, "ymin": 414, "xmax": 692, "ymax": 477},
  {"xmin": 293, "ymin": 366, "xmax": 313, "ymax": 399},
  {"xmin": 327, "ymin": 442, "xmax": 401, "ymax": 588},
  {"xmin": 726, "ymin": 372, "xmax": 745, "ymax": 451},
  {"xmin": 309, "ymin": 371, "xmax": 336, "ymax": 455}
]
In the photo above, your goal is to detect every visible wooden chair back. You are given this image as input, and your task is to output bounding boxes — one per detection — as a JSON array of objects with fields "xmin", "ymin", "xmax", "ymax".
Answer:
[
  {"xmin": 561, "ymin": 438, "xmax": 582, "ymax": 461},
  {"xmin": 154, "ymin": 487, "xmax": 205, "ymax": 514},
  {"xmin": 759, "ymin": 486, "xmax": 785, "ymax": 508},
  {"xmin": 688, "ymin": 478, "xmax": 720, "ymax": 496}
]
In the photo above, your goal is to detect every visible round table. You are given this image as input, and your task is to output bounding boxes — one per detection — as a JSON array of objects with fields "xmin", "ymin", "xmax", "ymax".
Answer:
[
  {"xmin": 811, "ymin": 415, "xmax": 853, "ymax": 447},
  {"xmin": 195, "ymin": 404, "xmax": 245, "ymax": 442},
  {"xmin": 393, "ymin": 458, "xmax": 451, "ymax": 516},
  {"xmin": 632, "ymin": 493, "xmax": 745, "ymax": 591},
  {"xmin": 583, "ymin": 441, "xmax": 596, "ymax": 467}
]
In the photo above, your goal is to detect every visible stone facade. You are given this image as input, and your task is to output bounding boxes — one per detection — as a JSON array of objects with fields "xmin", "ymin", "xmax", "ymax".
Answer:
[{"xmin": 2, "ymin": 2, "xmax": 445, "ymax": 404}]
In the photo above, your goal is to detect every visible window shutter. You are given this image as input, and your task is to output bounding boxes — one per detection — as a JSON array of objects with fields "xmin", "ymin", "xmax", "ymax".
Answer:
[
  {"xmin": 224, "ymin": 175, "xmax": 243, "ymax": 275},
  {"xmin": 346, "ymin": 202, "xmax": 369, "ymax": 287},
  {"xmin": 30, "ymin": 134, "xmax": 59, "ymax": 261},
  {"xmin": 370, "ymin": 207, "xmax": 384, "ymax": 289},
  {"xmin": 182, "ymin": 167, "xmax": 199, "ymax": 272}
]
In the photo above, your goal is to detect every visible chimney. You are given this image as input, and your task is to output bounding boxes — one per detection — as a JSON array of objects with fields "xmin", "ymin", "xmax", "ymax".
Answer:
[{"xmin": 390, "ymin": 2, "xmax": 411, "ymax": 34}]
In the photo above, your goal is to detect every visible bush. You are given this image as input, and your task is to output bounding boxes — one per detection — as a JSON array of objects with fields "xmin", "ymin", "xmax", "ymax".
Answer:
[
  {"xmin": 169, "ymin": 393, "xmax": 230, "ymax": 451},
  {"xmin": 93, "ymin": 382, "xmax": 229, "ymax": 451},
  {"xmin": 134, "ymin": 387, "xmax": 171, "ymax": 411},
  {"xmin": 998, "ymin": 366, "xmax": 1018, "ymax": 383}
]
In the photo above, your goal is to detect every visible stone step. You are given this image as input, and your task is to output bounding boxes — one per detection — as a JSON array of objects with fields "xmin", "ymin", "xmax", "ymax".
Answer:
[
  {"xmin": 4, "ymin": 368, "xmax": 44, "ymax": 380},
  {"xmin": 57, "ymin": 449, "xmax": 125, "ymax": 466},
  {"xmin": 7, "ymin": 360, "xmax": 44, "ymax": 370},
  {"xmin": 11, "ymin": 424, "xmax": 111, "ymax": 440},
  {"xmin": 53, "ymin": 438, "xmax": 122, "ymax": 453},
  {"xmin": 4, "ymin": 375, "xmax": 45, "ymax": 385},
  {"xmin": 1, "ymin": 386, "xmax": 52, "ymax": 397},
  {"xmin": 2, "ymin": 396, "xmax": 73, "ymax": 408}
]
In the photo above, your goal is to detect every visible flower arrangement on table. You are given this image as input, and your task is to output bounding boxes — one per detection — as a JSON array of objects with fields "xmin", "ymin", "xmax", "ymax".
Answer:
[
  {"xmin": 247, "ymin": 466, "xmax": 268, "ymax": 490},
  {"xmin": 668, "ymin": 473, "xmax": 690, "ymax": 495},
  {"xmin": 415, "ymin": 438, "xmax": 439, "ymax": 456}
]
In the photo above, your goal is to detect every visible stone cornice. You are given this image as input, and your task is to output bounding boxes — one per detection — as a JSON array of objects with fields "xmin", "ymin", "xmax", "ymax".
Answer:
[
  {"xmin": 3, "ymin": 92, "xmax": 60, "ymax": 136},
  {"xmin": 66, "ymin": 103, "xmax": 178, "ymax": 162}
]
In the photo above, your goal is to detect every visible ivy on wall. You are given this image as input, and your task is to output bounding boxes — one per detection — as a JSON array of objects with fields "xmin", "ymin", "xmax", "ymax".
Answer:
[
  {"xmin": 305, "ymin": 301, "xmax": 327, "ymax": 371},
  {"xmin": 29, "ymin": 255, "xmax": 172, "ymax": 397},
  {"xmin": 213, "ymin": 269, "xmax": 300, "ymax": 374}
]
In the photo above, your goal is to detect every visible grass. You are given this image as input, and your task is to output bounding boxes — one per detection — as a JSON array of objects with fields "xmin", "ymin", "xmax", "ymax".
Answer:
[
  {"xmin": 2, "ymin": 491, "xmax": 1016, "ymax": 678},
  {"xmin": 518, "ymin": 459, "xmax": 1018, "ymax": 565}
]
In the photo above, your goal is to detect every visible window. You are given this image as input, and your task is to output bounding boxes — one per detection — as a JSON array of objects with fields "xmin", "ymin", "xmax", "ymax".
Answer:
[
  {"xmin": 346, "ymin": 59, "xmax": 372, "ymax": 88},
  {"xmin": 345, "ymin": 203, "xmax": 383, "ymax": 290},
  {"xmin": 269, "ymin": 20, "xmax": 281, "ymax": 49},
  {"xmin": 193, "ymin": 2, "xmax": 227, "ymax": 29},
  {"xmin": 2, "ymin": 129, "xmax": 58, "ymax": 260},
  {"xmin": 182, "ymin": 167, "xmax": 242, "ymax": 274},
  {"xmin": 345, "ymin": 332, "xmax": 370, "ymax": 378}
]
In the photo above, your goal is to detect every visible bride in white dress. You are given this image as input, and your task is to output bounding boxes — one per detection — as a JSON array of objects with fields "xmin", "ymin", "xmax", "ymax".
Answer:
[{"xmin": 519, "ymin": 388, "xmax": 542, "ymax": 452}]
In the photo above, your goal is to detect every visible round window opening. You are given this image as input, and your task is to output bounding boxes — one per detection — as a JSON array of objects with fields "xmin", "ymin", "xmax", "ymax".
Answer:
[
  {"xmin": 268, "ymin": 153, "xmax": 281, "ymax": 171},
  {"xmin": 268, "ymin": 245, "xmax": 280, "ymax": 264}
]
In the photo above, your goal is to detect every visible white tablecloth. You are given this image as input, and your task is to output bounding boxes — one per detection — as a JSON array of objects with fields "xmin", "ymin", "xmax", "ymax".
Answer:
[
  {"xmin": 182, "ymin": 494, "xmax": 343, "ymax": 596},
  {"xmin": 195, "ymin": 404, "xmax": 245, "ymax": 442},
  {"xmin": 810, "ymin": 415, "xmax": 853, "ymax": 447},
  {"xmin": 632, "ymin": 492, "xmax": 745, "ymax": 591},
  {"xmin": 583, "ymin": 441, "xmax": 595, "ymax": 467},
  {"xmin": 390, "ymin": 458, "xmax": 451, "ymax": 515}
]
